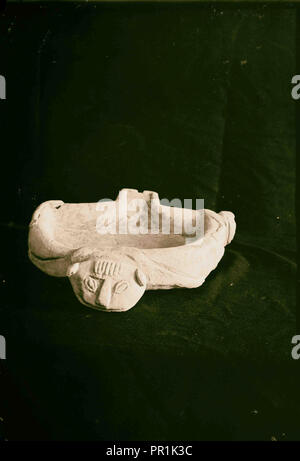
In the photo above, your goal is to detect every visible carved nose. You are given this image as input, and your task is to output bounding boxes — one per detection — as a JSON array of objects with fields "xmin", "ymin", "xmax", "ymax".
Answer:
[{"xmin": 96, "ymin": 278, "xmax": 112, "ymax": 308}]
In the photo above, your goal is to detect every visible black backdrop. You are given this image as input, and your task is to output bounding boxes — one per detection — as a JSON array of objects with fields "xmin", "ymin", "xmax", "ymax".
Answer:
[{"xmin": 0, "ymin": 2, "xmax": 298, "ymax": 440}]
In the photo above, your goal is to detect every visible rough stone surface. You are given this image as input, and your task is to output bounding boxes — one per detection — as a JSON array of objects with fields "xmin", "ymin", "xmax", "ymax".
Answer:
[{"xmin": 28, "ymin": 189, "xmax": 236, "ymax": 312}]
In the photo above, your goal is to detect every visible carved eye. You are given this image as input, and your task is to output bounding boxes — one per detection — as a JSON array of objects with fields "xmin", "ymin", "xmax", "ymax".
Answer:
[
  {"xmin": 85, "ymin": 276, "xmax": 98, "ymax": 293},
  {"xmin": 115, "ymin": 280, "xmax": 129, "ymax": 294}
]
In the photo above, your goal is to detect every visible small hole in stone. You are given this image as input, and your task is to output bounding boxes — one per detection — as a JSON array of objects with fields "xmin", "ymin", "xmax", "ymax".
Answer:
[{"xmin": 56, "ymin": 205, "xmax": 61, "ymax": 209}]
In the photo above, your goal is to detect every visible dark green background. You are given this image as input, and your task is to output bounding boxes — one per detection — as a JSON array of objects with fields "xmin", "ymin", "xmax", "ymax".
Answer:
[{"xmin": 0, "ymin": 2, "xmax": 298, "ymax": 440}]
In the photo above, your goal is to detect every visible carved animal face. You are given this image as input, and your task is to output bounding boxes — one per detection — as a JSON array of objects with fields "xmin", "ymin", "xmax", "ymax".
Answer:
[{"xmin": 68, "ymin": 254, "xmax": 147, "ymax": 312}]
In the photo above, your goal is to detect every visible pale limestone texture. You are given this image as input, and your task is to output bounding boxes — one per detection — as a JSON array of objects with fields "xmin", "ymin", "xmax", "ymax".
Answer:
[{"xmin": 28, "ymin": 189, "xmax": 236, "ymax": 312}]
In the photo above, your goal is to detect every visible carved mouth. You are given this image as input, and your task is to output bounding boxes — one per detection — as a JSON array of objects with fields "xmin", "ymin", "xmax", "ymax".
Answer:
[
  {"xmin": 80, "ymin": 298, "xmax": 133, "ymax": 313},
  {"xmin": 73, "ymin": 285, "xmax": 133, "ymax": 313}
]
